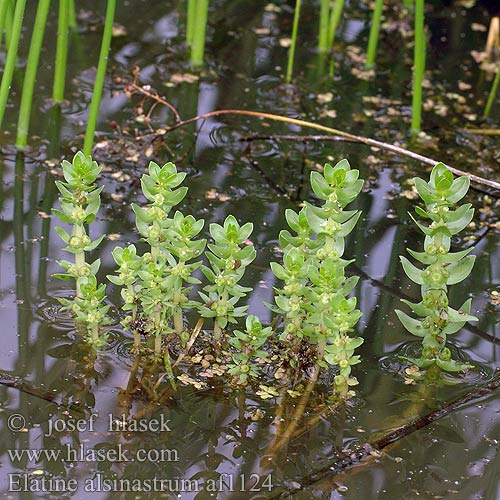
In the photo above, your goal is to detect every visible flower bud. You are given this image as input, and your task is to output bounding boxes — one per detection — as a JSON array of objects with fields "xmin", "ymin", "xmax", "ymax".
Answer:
[{"xmin": 439, "ymin": 347, "xmax": 451, "ymax": 361}]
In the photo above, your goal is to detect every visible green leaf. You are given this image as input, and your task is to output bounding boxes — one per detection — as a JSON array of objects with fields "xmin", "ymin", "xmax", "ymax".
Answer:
[
  {"xmin": 408, "ymin": 212, "xmax": 433, "ymax": 236},
  {"xmin": 107, "ymin": 275, "xmax": 124, "ymax": 286},
  {"xmin": 415, "ymin": 205, "xmax": 433, "ymax": 219},
  {"xmin": 400, "ymin": 299, "xmax": 432, "ymax": 316},
  {"xmin": 447, "ymin": 176, "xmax": 470, "ymax": 204},
  {"xmin": 439, "ymin": 247, "xmax": 473, "ymax": 264},
  {"xmin": 446, "ymin": 255, "xmax": 475, "ymax": 285},
  {"xmin": 447, "ymin": 301, "xmax": 478, "ymax": 323},
  {"xmin": 310, "ymin": 171, "xmax": 330, "ymax": 199},
  {"xmin": 270, "ymin": 262, "xmax": 289, "ymax": 280},
  {"xmin": 435, "ymin": 358, "xmax": 472, "ymax": 372},
  {"xmin": 165, "ymin": 186, "xmax": 188, "ymax": 207},
  {"xmin": 52, "ymin": 209, "xmax": 72, "ymax": 223},
  {"xmin": 395, "ymin": 310, "xmax": 428, "ymax": 337},
  {"xmin": 429, "ymin": 162, "xmax": 449, "ymax": 187},
  {"xmin": 400, "ymin": 356, "xmax": 435, "ymax": 369},
  {"xmin": 338, "ymin": 211, "xmax": 361, "ymax": 237},
  {"xmin": 52, "ymin": 273, "xmax": 73, "ymax": 281},
  {"xmin": 407, "ymin": 248, "xmax": 436, "ymax": 265},
  {"xmin": 338, "ymin": 179, "xmax": 364, "ymax": 206},
  {"xmin": 83, "ymin": 235, "xmax": 105, "ymax": 252},
  {"xmin": 445, "ymin": 204, "xmax": 474, "ymax": 235},
  {"xmin": 400, "ymin": 256, "xmax": 425, "ymax": 285},
  {"xmin": 54, "ymin": 226, "xmax": 71, "ymax": 244},
  {"xmin": 413, "ymin": 177, "xmax": 436, "ymax": 205}
]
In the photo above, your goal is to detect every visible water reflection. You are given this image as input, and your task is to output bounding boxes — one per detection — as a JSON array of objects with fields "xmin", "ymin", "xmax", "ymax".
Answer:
[{"xmin": 0, "ymin": 1, "xmax": 499, "ymax": 498}]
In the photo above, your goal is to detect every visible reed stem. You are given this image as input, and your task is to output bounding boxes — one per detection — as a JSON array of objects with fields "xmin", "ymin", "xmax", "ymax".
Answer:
[
  {"xmin": 3, "ymin": 0, "xmax": 14, "ymax": 50},
  {"xmin": 286, "ymin": 0, "xmax": 301, "ymax": 83},
  {"xmin": 53, "ymin": 0, "xmax": 70, "ymax": 102},
  {"xmin": 68, "ymin": 0, "xmax": 77, "ymax": 31},
  {"xmin": 327, "ymin": 0, "xmax": 344, "ymax": 76},
  {"xmin": 411, "ymin": 0, "xmax": 425, "ymax": 136},
  {"xmin": 186, "ymin": 0, "xmax": 196, "ymax": 46},
  {"xmin": 16, "ymin": 0, "xmax": 51, "ymax": 150},
  {"xmin": 318, "ymin": 0, "xmax": 330, "ymax": 54},
  {"xmin": 0, "ymin": 0, "xmax": 26, "ymax": 129},
  {"xmin": 328, "ymin": 0, "xmax": 344, "ymax": 48},
  {"xmin": 365, "ymin": 0, "xmax": 384, "ymax": 69},
  {"xmin": 0, "ymin": 0, "xmax": 9, "ymax": 49},
  {"xmin": 483, "ymin": 63, "xmax": 500, "ymax": 118},
  {"xmin": 190, "ymin": 0, "xmax": 208, "ymax": 66},
  {"xmin": 83, "ymin": 0, "xmax": 116, "ymax": 155}
]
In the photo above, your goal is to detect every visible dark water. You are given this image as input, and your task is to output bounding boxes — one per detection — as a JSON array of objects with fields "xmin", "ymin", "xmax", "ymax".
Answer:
[{"xmin": 0, "ymin": 1, "xmax": 499, "ymax": 499}]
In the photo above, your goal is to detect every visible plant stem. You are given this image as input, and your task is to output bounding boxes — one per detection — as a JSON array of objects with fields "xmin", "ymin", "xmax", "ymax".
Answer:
[
  {"xmin": 365, "ymin": 0, "xmax": 384, "ymax": 69},
  {"xmin": 484, "ymin": 62, "xmax": 500, "ymax": 118},
  {"xmin": 83, "ymin": 0, "xmax": 116, "ymax": 155},
  {"xmin": 154, "ymin": 334, "xmax": 162, "ymax": 355},
  {"xmin": 327, "ymin": 0, "xmax": 344, "ymax": 76},
  {"xmin": 318, "ymin": 0, "xmax": 330, "ymax": 54},
  {"xmin": 73, "ymin": 224, "xmax": 85, "ymax": 297},
  {"xmin": 186, "ymin": 0, "xmax": 196, "ymax": 47},
  {"xmin": 68, "ymin": 0, "xmax": 77, "ymax": 31},
  {"xmin": 173, "ymin": 308, "xmax": 183, "ymax": 336},
  {"xmin": 0, "ymin": 0, "xmax": 9, "ymax": 49},
  {"xmin": 15, "ymin": 0, "xmax": 51, "ymax": 151},
  {"xmin": 3, "ymin": 0, "xmax": 14, "ymax": 50},
  {"xmin": 411, "ymin": 0, "xmax": 425, "ymax": 136},
  {"xmin": 286, "ymin": 0, "xmax": 301, "ymax": 83},
  {"xmin": 190, "ymin": 0, "xmax": 208, "ymax": 67},
  {"xmin": 213, "ymin": 322, "xmax": 222, "ymax": 341},
  {"xmin": 0, "ymin": 0, "xmax": 26, "ymax": 129},
  {"xmin": 53, "ymin": 0, "xmax": 70, "ymax": 102},
  {"xmin": 328, "ymin": 0, "xmax": 344, "ymax": 48}
]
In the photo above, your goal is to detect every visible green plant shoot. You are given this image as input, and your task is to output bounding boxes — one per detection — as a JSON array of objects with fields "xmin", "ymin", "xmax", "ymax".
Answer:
[{"xmin": 396, "ymin": 162, "xmax": 478, "ymax": 372}]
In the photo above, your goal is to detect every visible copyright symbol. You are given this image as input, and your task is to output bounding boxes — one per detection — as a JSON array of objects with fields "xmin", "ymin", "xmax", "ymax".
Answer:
[{"xmin": 8, "ymin": 414, "xmax": 26, "ymax": 432}]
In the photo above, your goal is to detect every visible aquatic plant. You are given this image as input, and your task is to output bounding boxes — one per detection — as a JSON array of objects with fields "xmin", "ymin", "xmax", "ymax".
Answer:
[
  {"xmin": 0, "ymin": 0, "xmax": 26, "ymax": 128},
  {"xmin": 83, "ymin": 0, "xmax": 116, "ymax": 154},
  {"xmin": 186, "ymin": 0, "xmax": 209, "ymax": 67},
  {"xmin": 53, "ymin": 152, "xmax": 110, "ymax": 345},
  {"xmin": 15, "ymin": 0, "xmax": 50, "ymax": 150},
  {"xmin": 103, "ymin": 156, "xmax": 365, "ymax": 397},
  {"xmin": 286, "ymin": 0, "xmax": 301, "ymax": 83},
  {"xmin": 317, "ymin": 0, "xmax": 344, "ymax": 75},
  {"xmin": 365, "ymin": 0, "xmax": 384, "ymax": 69},
  {"xmin": 271, "ymin": 159, "xmax": 364, "ymax": 397},
  {"xmin": 198, "ymin": 215, "xmax": 255, "ymax": 342},
  {"xmin": 411, "ymin": 0, "xmax": 426, "ymax": 136},
  {"xmin": 396, "ymin": 162, "xmax": 478, "ymax": 372},
  {"xmin": 484, "ymin": 61, "xmax": 500, "ymax": 118},
  {"xmin": 53, "ymin": 0, "xmax": 70, "ymax": 102},
  {"xmin": 109, "ymin": 161, "xmax": 206, "ymax": 356},
  {"xmin": 0, "ymin": 0, "xmax": 113, "ymax": 150},
  {"xmin": 228, "ymin": 315, "xmax": 272, "ymax": 386}
]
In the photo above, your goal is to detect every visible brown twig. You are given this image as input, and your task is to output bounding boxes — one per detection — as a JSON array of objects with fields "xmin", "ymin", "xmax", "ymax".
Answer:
[
  {"xmin": 124, "ymin": 67, "xmax": 182, "ymax": 123},
  {"xmin": 120, "ymin": 74, "xmax": 499, "ymax": 192},
  {"xmin": 267, "ymin": 370, "xmax": 500, "ymax": 499},
  {"xmin": 464, "ymin": 128, "xmax": 500, "ymax": 136},
  {"xmin": 159, "ymin": 109, "xmax": 500, "ymax": 191}
]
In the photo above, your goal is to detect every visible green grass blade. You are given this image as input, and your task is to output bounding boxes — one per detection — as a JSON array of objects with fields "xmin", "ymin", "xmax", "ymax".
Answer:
[
  {"xmin": 16, "ymin": 0, "xmax": 51, "ymax": 150},
  {"xmin": 0, "ymin": 0, "xmax": 26, "ymax": 128}
]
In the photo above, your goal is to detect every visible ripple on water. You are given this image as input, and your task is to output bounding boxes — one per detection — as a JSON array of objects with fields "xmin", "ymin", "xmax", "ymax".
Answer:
[
  {"xmin": 115, "ymin": 336, "xmax": 137, "ymax": 361},
  {"xmin": 36, "ymin": 291, "xmax": 76, "ymax": 330},
  {"xmin": 208, "ymin": 125, "xmax": 242, "ymax": 147}
]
